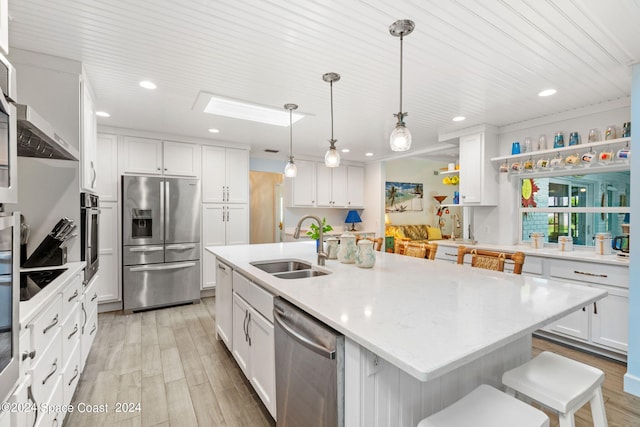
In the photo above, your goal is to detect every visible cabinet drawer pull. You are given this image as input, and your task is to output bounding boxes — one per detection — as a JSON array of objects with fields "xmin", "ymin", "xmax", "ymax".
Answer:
[
  {"xmin": 574, "ymin": 270, "xmax": 607, "ymax": 278},
  {"xmin": 43, "ymin": 314, "xmax": 59, "ymax": 334},
  {"xmin": 42, "ymin": 358, "xmax": 58, "ymax": 385},
  {"xmin": 91, "ymin": 293, "xmax": 98, "ymax": 302},
  {"xmin": 27, "ymin": 385, "xmax": 38, "ymax": 426},
  {"xmin": 68, "ymin": 290, "xmax": 79, "ymax": 302},
  {"xmin": 445, "ymin": 252, "xmax": 457, "ymax": 257},
  {"xmin": 90, "ymin": 324, "xmax": 97, "ymax": 335},
  {"xmin": 218, "ymin": 264, "xmax": 226, "ymax": 271},
  {"xmin": 68, "ymin": 366, "xmax": 79, "ymax": 386},
  {"xmin": 21, "ymin": 350, "xmax": 36, "ymax": 361},
  {"xmin": 68, "ymin": 324, "xmax": 79, "ymax": 340},
  {"xmin": 594, "ymin": 302, "xmax": 598, "ymax": 315}
]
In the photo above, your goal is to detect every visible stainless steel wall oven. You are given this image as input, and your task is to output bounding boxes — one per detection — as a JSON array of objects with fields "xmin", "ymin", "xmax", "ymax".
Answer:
[{"xmin": 80, "ymin": 192, "xmax": 99, "ymax": 285}]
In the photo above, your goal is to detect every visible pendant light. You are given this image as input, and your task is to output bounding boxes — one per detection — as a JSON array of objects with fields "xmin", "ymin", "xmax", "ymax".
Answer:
[
  {"xmin": 323, "ymin": 72, "xmax": 341, "ymax": 167},
  {"xmin": 389, "ymin": 19, "xmax": 415, "ymax": 152},
  {"xmin": 283, "ymin": 103, "xmax": 298, "ymax": 178}
]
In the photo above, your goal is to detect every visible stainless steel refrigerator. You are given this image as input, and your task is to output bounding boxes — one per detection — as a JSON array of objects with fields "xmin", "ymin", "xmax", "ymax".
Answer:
[{"xmin": 122, "ymin": 175, "xmax": 201, "ymax": 313}]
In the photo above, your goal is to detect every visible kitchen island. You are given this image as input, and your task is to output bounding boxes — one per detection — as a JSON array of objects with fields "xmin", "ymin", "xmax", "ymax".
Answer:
[{"xmin": 207, "ymin": 241, "xmax": 607, "ymax": 426}]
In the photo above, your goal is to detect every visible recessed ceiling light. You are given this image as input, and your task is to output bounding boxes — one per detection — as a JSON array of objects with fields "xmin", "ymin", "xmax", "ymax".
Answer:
[
  {"xmin": 96, "ymin": 111, "xmax": 110, "ymax": 118},
  {"xmin": 452, "ymin": 116, "xmax": 465, "ymax": 122},
  {"xmin": 208, "ymin": 128, "xmax": 220, "ymax": 134},
  {"xmin": 365, "ymin": 152, "xmax": 374, "ymax": 157},
  {"xmin": 195, "ymin": 92, "xmax": 305, "ymax": 127},
  {"xmin": 139, "ymin": 80, "xmax": 157, "ymax": 90},
  {"xmin": 341, "ymin": 148, "xmax": 350, "ymax": 153},
  {"xmin": 538, "ymin": 89, "xmax": 557, "ymax": 97}
]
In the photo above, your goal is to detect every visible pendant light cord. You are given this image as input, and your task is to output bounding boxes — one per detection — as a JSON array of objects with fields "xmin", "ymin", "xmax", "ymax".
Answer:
[
  {"xmin": 330, "ymin": 80, "xmax": 334, "ymax": 141},
  {"xmin": 289, "ymin": 109, "xmax": 293, "ymax": 157},
  {"xmin": 399, "ymin": 32, "xmax": 404, "ymax": 116}
]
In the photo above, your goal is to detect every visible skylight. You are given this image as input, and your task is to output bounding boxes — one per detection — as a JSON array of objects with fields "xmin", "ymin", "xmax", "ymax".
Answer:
[{"xmin": 194, "ymin": 92, "xmax": 305, "ymax": 126}]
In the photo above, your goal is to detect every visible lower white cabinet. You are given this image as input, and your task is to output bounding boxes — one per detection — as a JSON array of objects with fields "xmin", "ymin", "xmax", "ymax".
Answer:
[
  {"xmin": 231, "ymin": 272, "xmax": 276, "ymax": 418},
  {"xmin": 215, "ymin": 260, "xmax": 233, "ymax": 349},
  {"xmin": 96, "ymin": 201, "xmax": 120, "ymax": 302},
  {"xmin": 547, "ymin": 306, "xmax": 589, "ymax": 341},
  {"xmin": 81, "ymin": 275, "xmax": 99, "ymax": 370},
  {"xmin": 590, "ymin": 286, "xmax": 629, "ymax": 353}
]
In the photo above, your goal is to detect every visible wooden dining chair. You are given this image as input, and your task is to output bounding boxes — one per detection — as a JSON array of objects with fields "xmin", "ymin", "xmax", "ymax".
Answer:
[
  {"xmin": 401, "ymin": 242, "xmax": 438, "ymax": 260},
  {"xmin": 456, "ymin": 245, "xmax": 525, "ymax": 274}
]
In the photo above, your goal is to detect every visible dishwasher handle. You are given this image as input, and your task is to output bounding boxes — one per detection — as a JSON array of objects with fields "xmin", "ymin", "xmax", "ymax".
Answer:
[{"xmin": 273, "ymin": 307, "xmax": 336, "ymax": 360}]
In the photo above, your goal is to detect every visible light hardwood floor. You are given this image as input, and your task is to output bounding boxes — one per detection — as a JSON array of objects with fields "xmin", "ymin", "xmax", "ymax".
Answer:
[{"xmin": 65, "ymin": 297, "xmax": 639, "ymax": 427}]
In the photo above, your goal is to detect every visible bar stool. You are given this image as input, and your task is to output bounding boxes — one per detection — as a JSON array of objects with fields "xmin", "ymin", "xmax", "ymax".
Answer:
[
  {"xmin": 502, "ymin": 351, "xmax": 608, "ymax": 427},
  {"xmin": 416, "ymin": 384, "xmax": 549, "ymax": 427}
]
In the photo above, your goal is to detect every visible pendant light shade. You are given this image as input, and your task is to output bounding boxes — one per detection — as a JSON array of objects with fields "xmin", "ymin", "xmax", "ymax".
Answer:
[
  {"xmin": 389, "ymin": 20, "xmax": 415, "ymax": 152},
  {"xmin": 323, "ymin": 72, "xmax": 341, "ymax": 168},
  {"xmin": 283, "ymin": 103, "xmax": 298, "ymax": 178}
]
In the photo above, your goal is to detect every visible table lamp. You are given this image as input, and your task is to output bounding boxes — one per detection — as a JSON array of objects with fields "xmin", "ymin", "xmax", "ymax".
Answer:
[{"xmin": 345, "ymin": 210, "xmax": 362, "ymax": 232}]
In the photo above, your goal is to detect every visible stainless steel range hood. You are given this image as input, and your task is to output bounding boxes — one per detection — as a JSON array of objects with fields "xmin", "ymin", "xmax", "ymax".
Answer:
[{"xmin": 15, "ymin": 104, "xmax": 79, "ymax": 161}]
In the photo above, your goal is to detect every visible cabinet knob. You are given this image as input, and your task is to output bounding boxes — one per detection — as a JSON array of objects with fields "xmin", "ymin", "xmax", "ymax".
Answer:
[
  {"xmin": 157, "ymin": 167, "xmax": 161, "ymax": 171},
  {"xmin": 21, "ymin": 350, "xmax": 36, "ymax": 361}
]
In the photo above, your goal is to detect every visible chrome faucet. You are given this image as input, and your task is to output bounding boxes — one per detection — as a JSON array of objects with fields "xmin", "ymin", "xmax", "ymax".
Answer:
[{"xmin": 294, "ymin": 215, "xmax": 327, "ymax": 266}]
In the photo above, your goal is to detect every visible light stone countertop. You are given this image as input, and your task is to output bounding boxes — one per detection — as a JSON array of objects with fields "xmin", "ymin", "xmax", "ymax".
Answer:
[
  {"xmin": 20, "ymin": 261, "xmax": 86, "ymax": 327},
  {"xmin": 207, "ymin": 242, "xmax": 606, "ymax": 382},
  {"xmin": 436, "ymin": 240, "xmax": 629, "ymax": 266}
]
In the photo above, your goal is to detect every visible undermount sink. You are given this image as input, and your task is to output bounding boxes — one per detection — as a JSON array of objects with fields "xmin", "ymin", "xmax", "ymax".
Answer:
[
  {"xmin": 250, "ymin": 259, "xmax": 330, "ymax": 279},
  {"xmin": 250, "ymin": 259, "xmax": 312, "ymax": 274},
  {"xmin": 273, "ymin": 269, "xmax": 330, "ymax": 279}
]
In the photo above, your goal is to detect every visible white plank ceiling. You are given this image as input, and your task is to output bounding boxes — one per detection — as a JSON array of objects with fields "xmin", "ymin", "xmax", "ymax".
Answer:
[{"xmin": 7, "ymin": 0, "xmax": 640, "ymax": 162}]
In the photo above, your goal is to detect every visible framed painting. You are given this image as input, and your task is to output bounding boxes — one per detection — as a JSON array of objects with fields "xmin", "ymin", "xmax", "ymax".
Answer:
[{"xmin": 385, "ymin": 182, "xmax": 423, "ymax": 212}]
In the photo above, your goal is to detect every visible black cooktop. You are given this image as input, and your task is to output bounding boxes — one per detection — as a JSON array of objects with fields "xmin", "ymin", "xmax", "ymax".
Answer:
[{"xmin": 20, "ymin": 269, "xmax": 67, "ymax": 301}]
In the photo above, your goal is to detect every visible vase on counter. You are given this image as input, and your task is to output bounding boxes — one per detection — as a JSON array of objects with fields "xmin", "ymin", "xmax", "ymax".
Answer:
[
  {"xmin": 355, "ymin": 239, "xmax": 375, "ymax": 268},
  {"xmin": 337, "ymin": 234, "xmax": 356, "ymax": 264}
]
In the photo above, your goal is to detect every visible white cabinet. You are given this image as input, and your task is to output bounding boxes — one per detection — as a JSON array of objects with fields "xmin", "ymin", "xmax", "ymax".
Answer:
[
  {"xmin": 590, "ymin": 286, "xmax": 628, "ymax": 353},
  {"xmin": 231, "ymin": 272, "xmax": 276, "ymax": 418},
  {"xmin": 288, "ymin": 162, "xmax": 364, "ymax": 208},
  {"xmin": 346, "ymin": 165, "xmax": 365, "ymax": 208},
  {"xmin": 80, "ymin": 275, "xmax": 99, "ymax": 371},
  {"xmin": 548, "ymin": 307, "xmax": 590, "ymax": 341},
  {"xmin": 96, "ymin": 201, "xmax": 119, "ymax": 302},
  {"xmin": 317, "ymin": 166, "xmax": 347, "ymax": 207},
  {"xmin": 286, "ymin": 160, "xmax": 316, "ymax": 207},
  {"xmin": 81, "ymin": 78, "xmax": 98, "ymax": 191},
  {"xmin": 215, "ymin": 260, "xmax": 233, "ymax": 349},
  {"xmin": 202, "ymin": 146, "xmax": 249, "ymax": 203},
  {"xmin": 122, "ymin": 137, "xmax": 201, "ymax": 177},
  {"xmin": 458, "ymin": 132, "xmax": 497, "ymax": 205},
  {"xmin": 95, "ymin": 134, "xmax": 119, "ymax": 201},
  {"xmin": 122, "ymin": 136, "xmax": 163, "ymax": 174},
  {"xmin": 202, "ymin": 204, "xmax": 249, "ymax": 290},
  {"xmin": 163, "ymin": 140, "xmax": 201, "ymax": 177}
]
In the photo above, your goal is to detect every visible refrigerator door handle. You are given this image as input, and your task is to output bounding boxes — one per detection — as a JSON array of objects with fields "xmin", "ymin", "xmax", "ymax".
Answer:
[
  {"xmin": 164, "ymin": 180, "xmax": 170, "ymax": 239},
  {"xmin": 129, "ymin": 246, "xmax": 164, "ymax": 252},
  {"xmin": 159, "ymin": 179, "xmax": 165, "ymax": 242},
  {"xmin": 130, "ymin": 262, "xmax": 197, "ymax": 272},
  {"xmin": 166, "ymin": 244, "xmax": 197, "ymax": 251}
]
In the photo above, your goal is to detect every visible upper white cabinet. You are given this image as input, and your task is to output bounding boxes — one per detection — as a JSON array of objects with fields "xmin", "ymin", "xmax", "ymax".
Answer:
[
  {"xmin": 122, "ymin": 136, "xmax": 163, "ymax": 174},
  {"xmin": 347, "ymin": 165, "xmax": 365, "ymax": 208},
  {"xmin": 95, "ymin": 134, "xmax": 118, "ymax": 201},
  {"xmin": 80, "ymin": 76, "xmax": 97, "ymax": 191},
  {"xmin": 459, "ymin": 132, "xmax": 497, "ymax": 205},
  {"xmin": 164, "ymin": 140, "xmax": 201, "ymax": 177},
  {"xmin": 287, "ymin": 160, "xmax": 316, "ymax": 207},
  {"xmin": 202, "ymin": 146, "xmax": 249, "ymax": 203},
  {"xmin": 287, "ymin": 162, "xmax": 364, "ymax": 208},
  {"xmin": 122, "ymin": 137, "xmax": 201, "ymax": 177},
  {"xmin": 317, "ymin": 166, "xmax": 347, "ymax": 207},
  {"xmin": 0, "ymin": 0, "xmax": 8, "ymax": 55}
]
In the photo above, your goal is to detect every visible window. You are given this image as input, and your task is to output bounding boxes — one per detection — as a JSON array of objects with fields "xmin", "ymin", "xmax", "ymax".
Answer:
[{"xmin": 520, "ymin": 171, "xmax": 630, "ymax": 247}]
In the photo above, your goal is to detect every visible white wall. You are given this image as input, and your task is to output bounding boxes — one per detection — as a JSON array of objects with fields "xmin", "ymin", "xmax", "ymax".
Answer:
[{"xmin": 384, "ymin": 158, "xmax": 461, "ymax": 232}]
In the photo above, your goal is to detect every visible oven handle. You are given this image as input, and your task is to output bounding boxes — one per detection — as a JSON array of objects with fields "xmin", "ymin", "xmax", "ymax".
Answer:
[{"xmin": 130, "ymin": 262, "xmax": 196, "ymax": 272}]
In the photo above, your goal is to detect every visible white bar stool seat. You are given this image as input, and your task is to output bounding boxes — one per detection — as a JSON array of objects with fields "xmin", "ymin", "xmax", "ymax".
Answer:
[
  {"xmin": 416, "ymin": 384, "xmax": 549, "ymax": 427},
  {"xmin": 502, "ymin": 351, "xmax": 607, "ymax": 427}
]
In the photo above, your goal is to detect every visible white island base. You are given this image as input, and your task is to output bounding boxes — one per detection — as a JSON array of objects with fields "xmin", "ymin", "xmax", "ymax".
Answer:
[{"xmin": 344, "ymin": 335, "xmax": 531, "ymax": 427}]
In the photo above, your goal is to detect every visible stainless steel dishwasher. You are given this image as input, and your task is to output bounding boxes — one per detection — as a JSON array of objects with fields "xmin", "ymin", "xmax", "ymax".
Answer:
[{"xmin": 273, "ymin": 297, "xmax": 344, "ymax": 427}]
